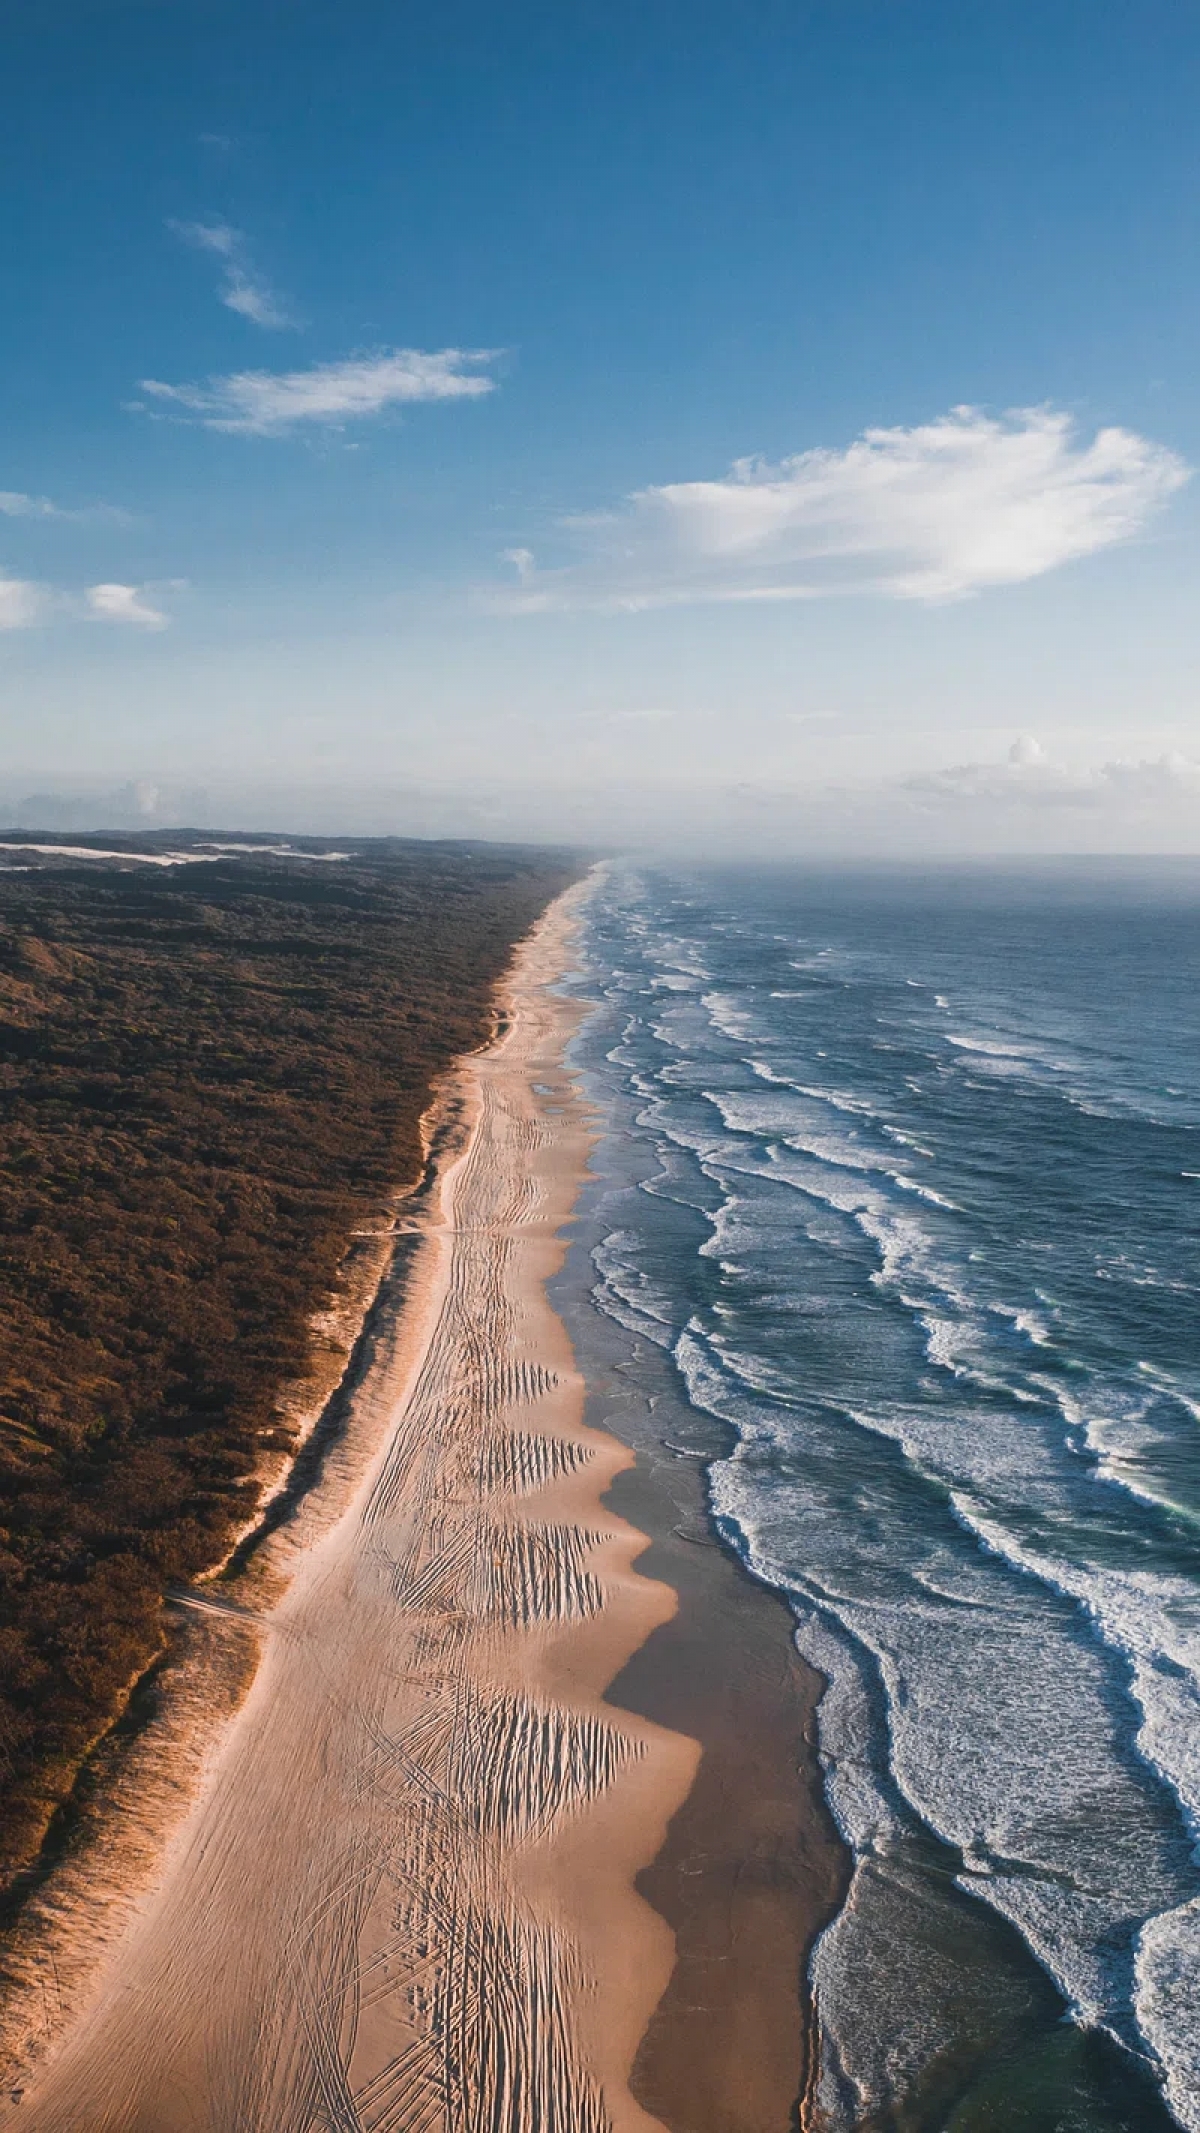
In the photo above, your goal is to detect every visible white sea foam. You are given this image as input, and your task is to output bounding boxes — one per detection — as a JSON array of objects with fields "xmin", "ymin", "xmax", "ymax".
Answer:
[
  {"xmin": 989, "ymin": 1300, "xmax": 1055, "ymax": 1347},
  {"xmin": 947, "ymin": 1032, "xmax": 1057, "ymax": 1062},
  {"xmin": 590, "ymin": 1230, "xmax": 679, "ymax": 1348},
  {"xmin": 881, "ymin": 1124, "xmax": 938, "ymax": 1158},
  {"xmin": 700, "ymin": 989, "xmax": 759, "ymax": 1040},
  {"xmin": 578, "ymin": 863, "xmax": 1200, "ymax": 2127},
  {"xmin": 704, "ymin": 1366, "xmax": 1200, "ymax": 2081},
  {"xmin": 748, "ymin": 1058, "xmax": 879, "ymax": 1116},
  {"xmin": 890, "ymin": 1174, "xmax": 961, "ymax": 1211},
  {"xmin": 1045, "ymin": 1379, "xmax": 1200, "ymax": 1525},
  {"xmin": 1138, "ymin": 1901, "xmax": 1200, "ymax": 2133},
  {"xmin": 660, "ymin": 1121, "xmax": 1200, "ymax": 2109}
]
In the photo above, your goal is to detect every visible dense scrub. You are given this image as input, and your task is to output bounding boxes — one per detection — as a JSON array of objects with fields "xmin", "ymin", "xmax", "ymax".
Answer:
[{"xmin": 0, "ymin": 838, "xmax": 576, "ymax": 1892}]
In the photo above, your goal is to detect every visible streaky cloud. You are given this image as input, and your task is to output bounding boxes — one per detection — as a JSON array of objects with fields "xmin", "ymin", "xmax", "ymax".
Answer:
[
  {"xmin": 137, "ymin": 347, "xmax": 500, "ymax": 434},
  {"xmin": 219, "ymin": 269, "xmax": 295, "ymax": 331},
  {"xmin": 1, "ymin": 492, "xmax": 61, "ymax": 520},
  {"xmin": 0, "ymin": 490, "xmax": 130, "ymax": 525},
  {"xmin": 490, "ymin": 406, "xmax": 1189, "ymax": 611},
  {"xmin": 904, "ymin": 738, "xmax": 1200, "ymax": 810},
  {"xmin": 168, "ymin": 217, "xmax": 298, "ymax": 331}
]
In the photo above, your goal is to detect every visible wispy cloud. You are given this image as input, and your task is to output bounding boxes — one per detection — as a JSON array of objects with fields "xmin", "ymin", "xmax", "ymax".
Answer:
[
  {"xmin": 904, "ymin": 737, "xmax": 1200, "ymax": 811},
  {"xmin": 0, "ymin": 577, "xmax": 175, "ymax": 630},
  {"xmin": 85, "ymin": 583, "xmax": 170, "ymax": 629},
  {"xmin": 1, "ymin": 492, "xmax": 60, "ymax": 520},
  {"xmin": 168, "ymin": 217, "xmax": 297, "ymax": 331},
  {"xmin": 492, "ymin": 407, "xmax": 1189, "ymax": 612},
  {"xmin": 0, "ymin": 576, "xmax": 48, "ymax": 629},
  {"xmin": 0, "ymin": 489, "xmax": 130, "ymax": 525},
  {"xmin": 136, "ymin": 347, "xmax": 500, "ymax": 435}
]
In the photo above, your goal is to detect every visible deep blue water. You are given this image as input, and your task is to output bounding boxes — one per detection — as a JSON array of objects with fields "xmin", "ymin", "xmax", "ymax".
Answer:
[{"xmin": 569, "ymin": 861, "xmax": 1200, "ymax": 2131}]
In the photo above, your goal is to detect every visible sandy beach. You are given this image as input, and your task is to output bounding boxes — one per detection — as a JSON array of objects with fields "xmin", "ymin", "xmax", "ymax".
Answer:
[
  {"xmin": 0, "ymin": 876, "xmax": 845, "ymax": 2132},
  {"xmin": 0, "ymin": 880, "xmax": 699, "ymax": 2130}
]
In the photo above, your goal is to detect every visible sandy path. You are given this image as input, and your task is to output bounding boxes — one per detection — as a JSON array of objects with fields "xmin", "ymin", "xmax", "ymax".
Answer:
[{"xmin": 5, "ymin": 882, "xmax": 698, "ymax": 2133}]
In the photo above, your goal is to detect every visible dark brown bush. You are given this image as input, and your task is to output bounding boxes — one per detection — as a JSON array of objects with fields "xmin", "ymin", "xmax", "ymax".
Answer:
[{"xmin": 0, "ymin": 838, "xmax": 575, "ymax": 1894}]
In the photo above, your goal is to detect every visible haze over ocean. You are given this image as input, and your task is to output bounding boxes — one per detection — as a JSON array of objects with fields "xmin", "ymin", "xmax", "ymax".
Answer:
[{"xmin": 566, "ymin": 860, "xmax": 1200, "ymax": 2131}]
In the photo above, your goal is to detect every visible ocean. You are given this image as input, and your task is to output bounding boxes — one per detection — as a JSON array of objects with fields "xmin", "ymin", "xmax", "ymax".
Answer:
[{"xmin": 562, "ymin": 859, "xmax": 1200, "ymax": 2132}]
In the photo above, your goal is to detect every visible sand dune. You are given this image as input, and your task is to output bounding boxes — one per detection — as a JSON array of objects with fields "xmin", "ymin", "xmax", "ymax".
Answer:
[{"xmin": 3, "ymin": 881, "xmax": 698, "ymax": 2133}]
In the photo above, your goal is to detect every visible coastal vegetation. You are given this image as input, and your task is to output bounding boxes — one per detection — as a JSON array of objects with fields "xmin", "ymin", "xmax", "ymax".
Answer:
[{"xmin": 0, "ymin": 837, "xmax": 575, "ymax": 1899}]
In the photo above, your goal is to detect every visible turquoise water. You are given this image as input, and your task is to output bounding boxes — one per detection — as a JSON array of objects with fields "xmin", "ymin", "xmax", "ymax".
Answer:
[{"xmin": 567, "ymin": 861, "xmax": 1200, "ymax": 2131}]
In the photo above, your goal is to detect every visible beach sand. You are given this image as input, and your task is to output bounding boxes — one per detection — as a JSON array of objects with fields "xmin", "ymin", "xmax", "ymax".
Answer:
[{"xmin": 1, "ymin": 876, "xmax": 846, "ymax": 2132}]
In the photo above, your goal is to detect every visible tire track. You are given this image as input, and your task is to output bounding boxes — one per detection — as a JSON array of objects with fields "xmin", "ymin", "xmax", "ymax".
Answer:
[{"xmin": 4, "ymin": 877, "xmax": 690, "ymax": 2133}]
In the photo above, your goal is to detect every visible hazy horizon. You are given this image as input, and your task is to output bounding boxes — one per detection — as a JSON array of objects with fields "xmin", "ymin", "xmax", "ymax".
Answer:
[{"xmin": 4, "ymin": 754, "xmax": 1200, "ymax": 861}]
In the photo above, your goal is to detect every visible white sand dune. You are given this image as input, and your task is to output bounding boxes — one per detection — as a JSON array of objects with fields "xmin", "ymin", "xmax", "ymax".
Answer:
[{"xmin": 3, "ymin": 881, "xmax": 697, "ymax": 2133}]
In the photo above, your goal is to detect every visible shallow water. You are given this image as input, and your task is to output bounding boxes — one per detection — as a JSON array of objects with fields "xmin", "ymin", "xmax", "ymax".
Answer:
[{"xmin": 566, "ymin": 859, "xmax": 1200, "ymax": 2131}]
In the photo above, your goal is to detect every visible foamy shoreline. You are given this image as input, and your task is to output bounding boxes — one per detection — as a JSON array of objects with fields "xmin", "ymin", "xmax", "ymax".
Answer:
[{"xmin": 2, "ymin": 872, "xmax": 702, "ymax": 2130}]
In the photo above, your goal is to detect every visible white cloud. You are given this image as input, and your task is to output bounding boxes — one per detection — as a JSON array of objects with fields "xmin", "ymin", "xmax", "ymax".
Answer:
[
  {"xmin": 0, "ymin": 575, "xmax": 174, "ymax": 630},
  {"xmin": 137, "ymin": 347, "xmax": 499, "ymax": 435},
  {"xmin": 168, "ymin": 217, "xmax": 297, "ymax": 331},
  {"xmin": 0, "ymin": 576, "xmax": 48, "ymax": 628},
  {"xmin": 494, "ymin": 406, "xmax": 1189, "ymax": 612},
  {"xmin": 85, "ymin": 583, "xmax": 170, "ymax": 629},
  {"xmin": 219, "ymin": 269, "xmax": 295, "ymax": 331},
  {"xmin": 171, "ymin": 216, "xmax": 238, "ymax": 258},
  {"xmin": 0, "ymin": 489, "xmax": 129, "ymax": 525},
  {"xmin": 904, "ymin": 738, "xmax": 1200, "ymax": 811},
  {"xmin": 0, "ymin": 491, "xmax": 60, "ymax": 520}
]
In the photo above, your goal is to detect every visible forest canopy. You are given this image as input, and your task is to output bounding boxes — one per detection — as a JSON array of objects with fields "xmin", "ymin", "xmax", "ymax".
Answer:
[{"xmin": 0, "ymin": 834, "xmax": 577, "ymax": 1897}]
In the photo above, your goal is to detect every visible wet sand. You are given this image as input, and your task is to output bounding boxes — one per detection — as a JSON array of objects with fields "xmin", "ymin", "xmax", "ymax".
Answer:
[
  {"xmin": 602, "ymin": 1436, "xmax": 850, "ymax": 2132},
  {"xmin": 1, "ymin": 875, "xmax": 848, "ymax": 2131}
]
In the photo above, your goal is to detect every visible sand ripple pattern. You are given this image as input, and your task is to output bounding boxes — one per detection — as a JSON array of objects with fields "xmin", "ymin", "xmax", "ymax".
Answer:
[{"xmin": 6, "ymin": 888, "xmax": 680, "ymax": 2133}]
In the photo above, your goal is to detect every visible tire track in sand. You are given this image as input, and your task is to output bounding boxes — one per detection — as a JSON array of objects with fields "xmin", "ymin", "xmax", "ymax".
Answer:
[{"xmin": 3, "ymin": 877, "xmax": 698, "ymax": 2133}]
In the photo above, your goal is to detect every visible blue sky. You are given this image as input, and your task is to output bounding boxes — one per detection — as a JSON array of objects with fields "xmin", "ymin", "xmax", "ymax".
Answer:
[{"xmin": 2, "ymin": 0, "xmax": 1199, "ymax": 849}]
